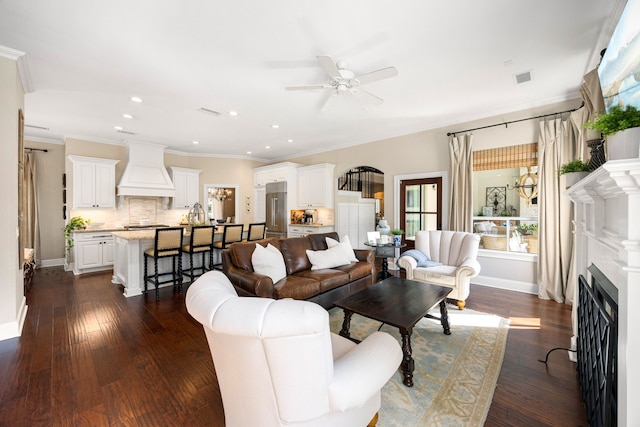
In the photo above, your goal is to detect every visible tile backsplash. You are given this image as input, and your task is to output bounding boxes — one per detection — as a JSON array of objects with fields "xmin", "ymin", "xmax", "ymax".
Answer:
[{"xmin": 70, "ymin": 197, "xmax": 189, "ymax": 227}]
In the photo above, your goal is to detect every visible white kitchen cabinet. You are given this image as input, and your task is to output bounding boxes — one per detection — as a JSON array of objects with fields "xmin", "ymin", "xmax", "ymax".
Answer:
[
  {"xmin": 254, "ymin": 187, "xmax": 266, "ymax": 222},
  {"xmin": 73, "ymin": 232, "xmax": 115, "ymax": 275},
  {"xmin": 253, "ymin": 162, "xmax": 300, "ymax": 188},
  {"xmin": 170, "ymin": 167, "xmax": 201, "ymax": 209},
  {"xmin": 69, "ymin": 156, "xmax": 119, "ymax": 209},
  {"xmin": 297, "ymin": 163, "xmax": 335, "ymax": 208},
  {"xmin": 337, "ymin": 201, "xmax": 376, "ymax": 249},
  {"xmin": 288, "ymin": 225, "xmax": 334, "ymax": 238}
]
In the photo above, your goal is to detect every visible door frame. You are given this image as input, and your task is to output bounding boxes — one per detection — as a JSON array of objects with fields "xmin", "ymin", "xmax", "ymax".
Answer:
[{"xmin": 393, "ymin": 171, "xmax": 449, "ymax": 233}]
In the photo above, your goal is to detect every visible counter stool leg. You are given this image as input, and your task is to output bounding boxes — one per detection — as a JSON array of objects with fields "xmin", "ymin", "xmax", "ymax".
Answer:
[
  {"xmin": 154, "ymin": 258, "xmax": 160, "ymax": 300},
  {"xmin": 143, "ymin": 255, "xmax": 148, "ymax": 294}
]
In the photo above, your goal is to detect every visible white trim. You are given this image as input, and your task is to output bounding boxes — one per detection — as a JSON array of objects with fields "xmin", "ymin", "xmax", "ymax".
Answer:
[
  {"xmin": 0, "ymin": 45, "xmax": 25, "ymax": 60},
  {"xmin": 473, "ymin": 275, "xmax": 538, "ymax": 294},
  {"xmin": 393, "ymin": 171, "xmax": 449, "ymax": 231},
  {"xmin": 0, "ymin": 296, "xmax": 28, "ymax": 341},
  {"xmin": 40, "ymin": 258, "xmax": 65, "ymax": 267}
]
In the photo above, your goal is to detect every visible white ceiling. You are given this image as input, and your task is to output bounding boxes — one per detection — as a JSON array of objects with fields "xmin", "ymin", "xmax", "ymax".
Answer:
[{"xmin": 0, "ymin": 0, "xmax": 624, "ymax": 162}]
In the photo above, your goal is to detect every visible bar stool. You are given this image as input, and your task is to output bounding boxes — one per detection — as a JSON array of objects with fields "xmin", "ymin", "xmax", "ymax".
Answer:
[
  {"xmin": 143, "ymin": 227, "xmax": 184, "ymax": 300},
  {"xmin": 212, "ymin": 224, "xmax": 244, "ymax": 270},
  {"xmin": 244, "ymin": 222, "xmax": 266, "ymax": 241},
  {"xmin": 182, "ymin": 225, "xmax": 216, "ymax": 283}
]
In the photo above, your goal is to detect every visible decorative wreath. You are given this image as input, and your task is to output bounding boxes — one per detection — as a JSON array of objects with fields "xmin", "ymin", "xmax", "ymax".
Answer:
[{"xmin": 516, "ymin": 172, "xmax": 538, "ymax": 203}]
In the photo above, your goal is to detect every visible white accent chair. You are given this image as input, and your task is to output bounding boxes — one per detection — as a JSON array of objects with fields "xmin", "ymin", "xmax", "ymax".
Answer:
[
  {"xmin": 397, "ymin": 230, "xmax": 481, "ymax": 310},
  {"xmin": 186, "ymin": 271, "xmax": 402, "ymax": 427}
]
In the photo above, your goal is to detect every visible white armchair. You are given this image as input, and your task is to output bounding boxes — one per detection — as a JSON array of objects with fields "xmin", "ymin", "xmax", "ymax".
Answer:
[
  {"xmin": 186, "ymin": 271, "xmax": 402, "ymax": 427},
  {"xmin": 397, "ymin": 230, "xmax": 481, "ymax": 310}
]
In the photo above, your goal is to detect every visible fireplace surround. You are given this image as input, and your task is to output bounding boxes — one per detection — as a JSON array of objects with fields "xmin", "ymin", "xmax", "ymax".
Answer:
[{"xmin": 567, "ymin": 158, "xmax": 640, "ymax": 426}]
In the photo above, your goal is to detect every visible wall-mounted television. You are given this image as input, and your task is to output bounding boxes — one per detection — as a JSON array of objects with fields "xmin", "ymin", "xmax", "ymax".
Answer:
[{"xmin": 598, "ymin": 0, "xmax": 640, "ymax": 112}]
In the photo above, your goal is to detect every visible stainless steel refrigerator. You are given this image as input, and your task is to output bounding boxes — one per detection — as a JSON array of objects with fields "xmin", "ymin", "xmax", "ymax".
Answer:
[{"xmin": 265, "ymin": 181, "xmax": 287, "ymax": 239}]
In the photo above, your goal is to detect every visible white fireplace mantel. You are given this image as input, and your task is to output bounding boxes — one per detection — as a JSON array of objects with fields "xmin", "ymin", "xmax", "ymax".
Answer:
[{"xmin": 567, "ymin": 158, "xmax": 640, "ymax": 427}]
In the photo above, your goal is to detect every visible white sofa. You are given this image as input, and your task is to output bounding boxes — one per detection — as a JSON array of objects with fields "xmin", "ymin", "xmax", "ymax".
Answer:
[
  {"xmin": 186, "ymin": 271, "xmax": 402, "ymax": 427},
  {"xmin": 397, "ymin": 230, "xmax": 481, "ymax": 310}
]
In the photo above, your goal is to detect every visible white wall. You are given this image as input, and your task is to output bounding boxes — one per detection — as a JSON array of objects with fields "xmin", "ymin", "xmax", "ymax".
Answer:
[{"xmin": 0, "ymin": 52, "xmax": 26, "ymax": 340}]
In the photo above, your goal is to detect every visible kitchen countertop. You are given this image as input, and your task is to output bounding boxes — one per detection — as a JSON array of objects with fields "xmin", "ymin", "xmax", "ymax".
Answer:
[{"xmin": 289, "ymin": 223, "xmax": 333, "ymax": 227}]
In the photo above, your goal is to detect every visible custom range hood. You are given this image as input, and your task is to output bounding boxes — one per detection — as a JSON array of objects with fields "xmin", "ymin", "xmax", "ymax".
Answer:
[{"xmin": 117, "ymin": 141, "xmax": 175, "ymax": 197}]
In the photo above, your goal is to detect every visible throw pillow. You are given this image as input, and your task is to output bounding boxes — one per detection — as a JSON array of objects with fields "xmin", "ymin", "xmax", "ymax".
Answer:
[
  {"xmin": 306, "ymin": 245, "xmax": 352, "ymax": 270},
  {"xmin": 251, "ymin": 243, "xmax": 286, "ymax": 283},
  {"xmin": 325, "ymin": 235, "xmax": 359, "ymax": 263},
  {"xmin": 402, "ymin": 249, "xmax": 443, "ymax": 268}
]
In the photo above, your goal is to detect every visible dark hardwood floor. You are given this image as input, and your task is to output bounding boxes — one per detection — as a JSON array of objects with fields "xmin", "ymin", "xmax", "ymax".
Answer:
[{"xmin": 0, "ymin": 267, "xmax": 587, "ymax": 426}]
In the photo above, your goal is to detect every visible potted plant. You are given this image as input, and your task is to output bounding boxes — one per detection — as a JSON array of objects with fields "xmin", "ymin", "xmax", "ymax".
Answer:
[
  {"xmin": 516, "ymin": 223, "xmax": 538, "ymax": 235},
  {"xmin": 390, "ymin": 229, "xmax": 404, "ymax": 244},
  {"xmin": 63, "ymin": 216, "xmax": 88, "ymax": 253},
  {"xmin": 584, "ymin": 104, "xmax": 640, "ymax": 160},
  {"xmin": 559, "ymin": 159, "xmax": 591, "ymax": 187}
]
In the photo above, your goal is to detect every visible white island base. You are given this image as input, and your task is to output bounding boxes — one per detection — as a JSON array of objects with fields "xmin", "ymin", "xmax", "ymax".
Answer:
[{"xmin": 111, "ymin": 230, "xmax": 208, "ymax": 297}]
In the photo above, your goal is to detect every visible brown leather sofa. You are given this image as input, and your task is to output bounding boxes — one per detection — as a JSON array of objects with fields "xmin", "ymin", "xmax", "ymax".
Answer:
[{"xmin": 222, "ymin": 232, "xmax": 375, "ymax": 309}]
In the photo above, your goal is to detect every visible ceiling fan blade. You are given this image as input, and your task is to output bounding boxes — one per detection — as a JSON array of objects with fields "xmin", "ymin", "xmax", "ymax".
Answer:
[
  {"xmin": 351, "ymin": 89, "xmax": 384, "ymax": 105},
  {"xmin": 356, "ymin": 66, "xmax": 398, "ymax": 85},
  {"xmin": 285, "ymin": 85, "xmax": 329, "ymax": 91},
  {"xmin": 316, "ymin": 55, "xmax": 341, "ymax": 79},
  {"xmin": 321, "ymin": 92, "xmax": 339, "ymax": 112}
]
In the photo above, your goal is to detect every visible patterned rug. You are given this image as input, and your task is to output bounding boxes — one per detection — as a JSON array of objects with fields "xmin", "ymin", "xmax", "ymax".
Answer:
[{"xmin": 328, "ymin": 305, "xmax": 509, "ymax": 427}]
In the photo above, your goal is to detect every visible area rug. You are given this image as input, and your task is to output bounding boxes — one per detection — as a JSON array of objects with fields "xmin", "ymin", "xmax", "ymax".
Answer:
[{"xmin": 328, "ymin": 305, "xmax": 509, "ymax": 427}]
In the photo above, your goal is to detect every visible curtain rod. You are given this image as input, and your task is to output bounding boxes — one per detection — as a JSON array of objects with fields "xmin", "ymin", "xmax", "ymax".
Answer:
[
  {"xmin": 446, "ymin": 105, "xmax": 582, "ymax": 137},
  {"xmin": 24, "ymin": 147, "xmax": 48, "ymax": 153}
]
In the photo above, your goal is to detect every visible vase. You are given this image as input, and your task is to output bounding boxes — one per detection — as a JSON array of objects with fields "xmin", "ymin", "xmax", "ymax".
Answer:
[
  {"xmin": 376, "ymin": 218, "xmax": 390, "ymax": 235},
  {"xmin": 564, "ymin": 171, "xmax": 589, "ymax": 188},
  {"xmin": 606, "ymin": 127, "xmax": 640, "ymax": 160},
  {"xmin": 392, "ymin": 234, "xmax": 402, "ymax": 244}
]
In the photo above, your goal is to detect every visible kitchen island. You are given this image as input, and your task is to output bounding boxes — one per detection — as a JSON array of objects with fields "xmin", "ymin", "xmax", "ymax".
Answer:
[{"xmin": 111, "ymin": 227, "xmax": 224, "ymax": 297}]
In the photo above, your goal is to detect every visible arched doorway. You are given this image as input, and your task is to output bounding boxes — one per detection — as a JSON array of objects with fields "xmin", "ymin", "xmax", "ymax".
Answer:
[{"xmin": 337, "ymin": 166, "xmax": 384, "ymax": 223}]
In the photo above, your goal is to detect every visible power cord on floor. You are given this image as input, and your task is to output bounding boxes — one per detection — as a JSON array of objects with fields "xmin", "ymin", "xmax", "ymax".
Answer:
[{"xmin": 538, "ymin": 347, "xmax": 577, "ymax": 364}]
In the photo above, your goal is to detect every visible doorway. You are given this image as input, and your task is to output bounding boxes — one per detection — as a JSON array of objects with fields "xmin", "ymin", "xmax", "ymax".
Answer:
[{"xmin": 399, "ymin": 177, "xmax": 443, "ymax": 249}]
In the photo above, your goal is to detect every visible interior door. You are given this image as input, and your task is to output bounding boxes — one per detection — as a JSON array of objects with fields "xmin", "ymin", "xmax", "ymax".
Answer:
[{"xmin": 400, "ymin": 177, "xmax": 442, "ymax": 249}]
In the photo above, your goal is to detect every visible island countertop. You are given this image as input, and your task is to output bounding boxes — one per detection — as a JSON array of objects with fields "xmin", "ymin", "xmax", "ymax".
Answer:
[{"xmin": 111, "ymin": 227, "xmax": 226, "ymax": 240}]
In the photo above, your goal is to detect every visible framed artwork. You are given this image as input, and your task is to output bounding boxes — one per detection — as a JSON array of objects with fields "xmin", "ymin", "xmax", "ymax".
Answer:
[{"xmin": 486, "ymin": 186, "xmax": 506, "ymax": 216}]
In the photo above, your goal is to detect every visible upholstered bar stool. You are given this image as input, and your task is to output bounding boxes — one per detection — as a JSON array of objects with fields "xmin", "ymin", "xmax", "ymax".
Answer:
[
  {"xmin": 143, "ymin": 227, "xmax": 184, "ymax": 300},
  {"xmin": 182, "ymin": 225, "xmax": 216, "ymax": 283},
  {"xmin": 244, "ymin": 222, "xmax": 266, "ymax": 241},
  {"xmin": 212, "ymin": 224, "xmax": 244, "ymax": 270}
]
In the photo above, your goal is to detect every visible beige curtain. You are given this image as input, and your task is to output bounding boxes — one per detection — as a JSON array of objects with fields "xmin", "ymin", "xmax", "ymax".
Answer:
[
  {"xmin": 537, "ymin": 118, "xmax": 578, "ymax": 303},
  {"xmin": 23, "ymin": 152, "xmax": 41, "ymax": 266},
  {"xmin": 448, "ymin": 133, "xmax": 473, "ymax": 232}
]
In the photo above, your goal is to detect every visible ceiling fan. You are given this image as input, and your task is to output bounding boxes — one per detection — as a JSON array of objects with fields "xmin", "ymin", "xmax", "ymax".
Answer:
[{"xmin": 285, "ymin": 55, "xmax": 398, "ymax": 111}]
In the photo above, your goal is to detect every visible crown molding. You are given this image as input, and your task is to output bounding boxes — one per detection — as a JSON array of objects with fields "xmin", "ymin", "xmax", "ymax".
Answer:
[{"xmin": 0, "ymin": 46, "xmax": 34, "ymax": 93}]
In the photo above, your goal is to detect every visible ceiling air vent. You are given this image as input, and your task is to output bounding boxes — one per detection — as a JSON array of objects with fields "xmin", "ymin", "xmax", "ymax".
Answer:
[
  {"xmin": 514, "ymin": 71, "xmax": 532, "ymax": 85},
  {"xmin": 117, "ymin": 129, "xmax": 136, "ymax": 135},
  {"xmin": 198, "ymin": 107, "xmax": 221, "ymax": 116},
  {"xmin": 25, "ymin": 124, "xmax": 49, "ymax": 130}
]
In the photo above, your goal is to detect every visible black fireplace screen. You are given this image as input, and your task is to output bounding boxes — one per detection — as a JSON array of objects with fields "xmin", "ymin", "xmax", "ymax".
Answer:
[{"xmin": 577, "ymin": 265, "xmax": 618, "ymax": 427}]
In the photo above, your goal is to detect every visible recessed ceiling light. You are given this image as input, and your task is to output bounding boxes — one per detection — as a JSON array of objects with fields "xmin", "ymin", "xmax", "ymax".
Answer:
[
  {"xmin": 130, "ymin": 96, "xmax": 142, "ymax": 103},
  {"xmin": 229, "ymin": 111, "xmax": 238, "ymax": 116},
  {"xmin": 246, "ymin": 151, "xmax": 252, "ymax": 154},
  {"xmin": 265, "ymin": 145, "xmax": 271, "ymax": 149},
  {"xmin": 271, "ymin": 124, "xmax": 279, "ymax": 129},
  {"xmin": 114, "ymin": 126, "xmax": 123, "ymax": 130},
  {"xmin": 123, "ymin": 114, "xmax": 133, "ymax": 119},
  {"xmin": 192, "ymin": 140, "xmax": 199, "ymax": 145},
  {"xmin": 287, "ymin": 139, "xmax": 293, "ymax": 143}
]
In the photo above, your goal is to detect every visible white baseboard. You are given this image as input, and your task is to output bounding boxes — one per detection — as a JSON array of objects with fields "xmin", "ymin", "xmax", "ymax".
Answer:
[
  {"xmin": 473, "ymin": 275, "xmax": 538, "ymax": 295},
  {"xmin": 0, "ymin": 296, "xmax": 28, "ymax": 341},
  {"xmin": 40, "ymin": 258, "xmax": 65, "ymax": 267}
]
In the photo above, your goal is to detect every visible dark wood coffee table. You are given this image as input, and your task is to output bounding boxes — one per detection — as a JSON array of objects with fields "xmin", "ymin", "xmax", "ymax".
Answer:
[{"xmin": 334, "ymin": 276, "xmax": 452, "ymax": 387}]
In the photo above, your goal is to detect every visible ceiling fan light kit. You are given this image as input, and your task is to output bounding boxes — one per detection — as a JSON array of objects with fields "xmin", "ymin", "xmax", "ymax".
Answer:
[{"xmin": 285, "ymin": 55, "xmax": 398, "ymax": 110}]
